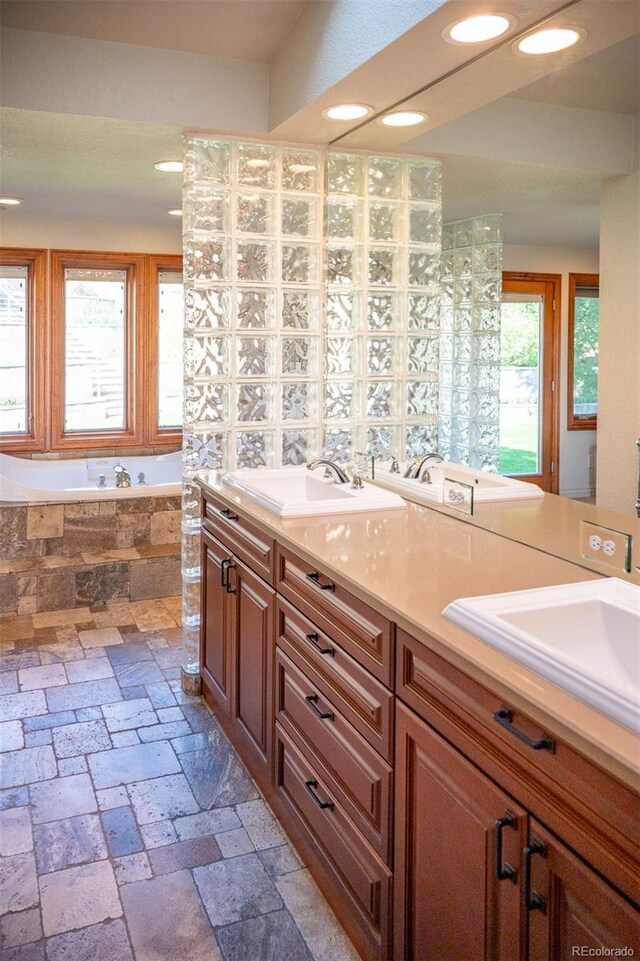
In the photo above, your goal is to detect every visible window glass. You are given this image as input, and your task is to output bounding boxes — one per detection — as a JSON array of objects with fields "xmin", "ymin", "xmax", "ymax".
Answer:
[
  {"xmin": 0, "ymin": 266, "xmax": 28, "ymax": 434},
  {"xmin": 64, "ymin": 268, "xmax": 127, "ymax": 431},
  {"xmin": 158, "ymin": 271, "xmax": 184, "ymax": 428},
  {"xmin": 499, "ymin": 292, "xmax": 543, "ymax": 476},
  {"xmin": 571, "ymin": 284, "xmax": 599, "ymax": 422}
]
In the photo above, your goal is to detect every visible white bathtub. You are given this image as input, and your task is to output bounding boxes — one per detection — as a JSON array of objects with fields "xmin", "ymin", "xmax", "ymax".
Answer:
[{"xmin": 0, "ymin": 451, "xmax": 182, "ymax": 503}]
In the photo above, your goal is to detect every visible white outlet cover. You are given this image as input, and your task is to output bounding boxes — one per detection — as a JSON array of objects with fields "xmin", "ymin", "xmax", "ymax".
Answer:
[
  {"xmin": 589, "ymin": 534, "xmax": 602, "ymax": 551},
  {"xmin": 603, "ymin": 540, "xmax": 616, "ymax": 556}
]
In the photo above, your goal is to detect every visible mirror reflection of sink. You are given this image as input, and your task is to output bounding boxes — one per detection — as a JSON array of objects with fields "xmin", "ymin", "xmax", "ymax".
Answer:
[
  {"xmin": 374, "ymin": 460, "xmax": 544, "ymax": 504},
  {"xmin": 221, "ymin": 467, "xmax": 407, "ymax": 518},
  {"xmin": 443, "ymin": 578, "xmax": 640, "ymax": 733}
]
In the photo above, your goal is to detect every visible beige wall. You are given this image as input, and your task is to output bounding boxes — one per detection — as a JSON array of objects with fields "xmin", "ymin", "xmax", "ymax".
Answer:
[{"xmin": 1, "ymin": 217, "xmax": 182, "ymax": 254}]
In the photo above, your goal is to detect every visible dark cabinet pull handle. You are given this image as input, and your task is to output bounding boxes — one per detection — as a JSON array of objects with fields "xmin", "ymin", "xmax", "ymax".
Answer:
[
  {"xmin": 305, "ymin": 632, "xmax": 334, "ymax": 656},
  {"xmin": 495, "ymin": 812, "xmax": 518, "ymax": 882},
  {"xmin": 305, "ymin": 693, "xmax": 334, "ymax": 721},
  {"xmin": 220, "ymin": 558, "xmax": 231, "ymax": 589},
  {"xmin": 220, "ymin": 507, "xmax": 239, "ymax": 521},
  {"xmin": 523, "ymin": 839, "xmax": 547, "ymax": 913},
  {"xmin": 493, "ymin": 707, "xmax": 555, "ymax": 753},
  {"xmin": 225, "ymin": 560, "xmax": 237, "ymax": 594},
  {"xmin": 306, "ymin": 570, "xmax": 335, "ymax": 592},
  {"xmin": 305, "ymin": 778, "xmax": 333, "ymax": 810}
]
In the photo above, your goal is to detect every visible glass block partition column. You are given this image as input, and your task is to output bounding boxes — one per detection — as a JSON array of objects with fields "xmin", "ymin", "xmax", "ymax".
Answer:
[{"xmin": 439, "ymin": 215, "xmax": 503, "ymax": 470}]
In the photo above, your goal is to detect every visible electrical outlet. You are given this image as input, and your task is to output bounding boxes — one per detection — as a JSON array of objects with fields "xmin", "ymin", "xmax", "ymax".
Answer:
[{"xmin": 580, "ymin": 521, "xmax": 632, "ymax": 573}]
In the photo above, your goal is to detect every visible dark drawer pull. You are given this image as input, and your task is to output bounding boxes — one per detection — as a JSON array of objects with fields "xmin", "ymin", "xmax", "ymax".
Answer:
[
  {"xmin": 306, "ymin": 570, "xmax": 335, "ymax": 592},
  {"xmin": 220, "ymin": 558, "xmax": 231, "ymax": 589},
  {"xmin": 225, "ymin": 560, "xmax": 237, "ymax": 594},
  {"xmin": 305, "ymin": 778, "xmax": 333, "ymax": 810},
  {"xmin": 523, "ymin": 839, "xmax": 547, "ymax": 913},
  {"xmin": 493, "ymin": 707, "xmax": 555, "ymax": 753},
  {"xmin": 305, "ymin": 632, "xmax": 334, "ymax": 656},
  {"xmin": 305, "ymin": 693, "xmax": 334, "ymax": 721},
  {"xmin": 220, "ymin": 507, "xmax": 239, "ymax": 521},
  {"xmin": 495, "ymin": 812, "xmax": 518, "ymax": 882}
]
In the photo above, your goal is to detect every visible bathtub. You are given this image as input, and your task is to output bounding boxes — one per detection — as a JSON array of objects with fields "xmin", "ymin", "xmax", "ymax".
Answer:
[{"xmin": 0, "ymin": 451, "xmax": 182, "ymax": 503}]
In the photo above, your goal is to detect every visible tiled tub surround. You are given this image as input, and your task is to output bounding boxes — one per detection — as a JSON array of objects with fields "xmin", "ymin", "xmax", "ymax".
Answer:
[
  {"xmin": 0, "ymin": 498, "xmax": 181, "ymax": 616},
  {"xmin": 0, "ymin": 599, "xmax": 359, "ymax": 961}
]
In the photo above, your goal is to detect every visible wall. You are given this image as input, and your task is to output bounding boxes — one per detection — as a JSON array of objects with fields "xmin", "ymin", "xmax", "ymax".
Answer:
[
  {"xmin": 502, "ymin": 244, "xmax": 599, "ymax": 498},
  {"xmin": 1, "ymin": 217, "xmax": 182, "ymax": 254}
]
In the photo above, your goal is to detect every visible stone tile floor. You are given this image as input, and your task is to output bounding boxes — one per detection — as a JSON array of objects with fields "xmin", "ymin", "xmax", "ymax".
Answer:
[{"xmin": 0, "ymin": 599, "xmax": 361, "ymax": 961}]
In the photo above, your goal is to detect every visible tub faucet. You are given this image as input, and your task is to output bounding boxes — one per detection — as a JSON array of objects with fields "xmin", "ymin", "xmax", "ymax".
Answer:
[
  {"xmin": 114, "ymin": 465, "xmax": 131, "ymax": 488},
  {"xmin": 307, "ymin": 459, "xmax": 350, "ymax": 484}
]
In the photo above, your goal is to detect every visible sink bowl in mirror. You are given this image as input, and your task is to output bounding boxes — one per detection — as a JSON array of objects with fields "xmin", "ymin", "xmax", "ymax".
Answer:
[
  {"xmin": 373, "ymin": 460, "xmax": 544, "ymax": 505},
  {"xmin": 221, "ymin": 467, "xmax": 406, "ymax": 518},
  {"xmin": 443, "ymin": 578, "xmax": 640, "ymax": 733}
]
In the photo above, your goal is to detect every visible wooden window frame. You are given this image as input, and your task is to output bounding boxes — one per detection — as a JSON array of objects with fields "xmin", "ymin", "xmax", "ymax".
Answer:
[
  {"xmin": 146, "ymin": 254, "xmax": 183, "ymax": 447},
  {"xmin": 0, "ymin": 248, "xmax": 47, "ymax": 453},
  {"xmin": 50, "ymin": 250, "xmax": 147, "ymax": 450},
  {"xmin": 567, "ymin": 272, "xmax": 599, "ymax": 432}
]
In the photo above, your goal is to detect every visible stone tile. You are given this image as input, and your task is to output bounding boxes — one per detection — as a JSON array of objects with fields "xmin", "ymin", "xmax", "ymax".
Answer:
[
  {"xmin": 0, "ymin": 651, "xmax": 39, "ymax": 673},
  {"xmin": 92, "ymin": 605, "xmax": 135, "ymax": 629},
  {"xmin": 121, "ymin": 870, "xmax": 221, "ymax": 961},
  {"xmin": 57, "ymin": 756, "xmax": 87, "ymax": 776},
  {"xmin": 40, "ymin": 860, "xmax": 122, "ymax": 937},
  {"xmin": 97, "ymin": 785, "xmax": 129, "ymax": 811},
  {"xmin": 150, "ymin": 648, "xmax": 182, "ymax": 670},
  {"xmin": 139, "ymin": 820, "xmax": 177, "ymax": 850},
  {"xmin": 0, "ymin": 807, "xmax": 33, "ymax": 855},
  {"xmin": 0, "ymin": 575, "xmax": 18, "ymax": 615},
  {"xmin": 216, "ymin": 910, "xmax": 313, "ymax": 961},
  {"xmin": 147, "ymin": 835, "xmax": 221, "ymax": 876},
  {"xmin": 276, "ymin": 869, "xmax": 361, "ymax": 961},
  {"xmin": 33, "ymin": 813, "xmax": 107, "ymax": 874},
  {"xmin": 43, "ymin": 918, "xmax": 133, "ymax": 961},
  {"xmin": 0, "ymin": 618, "xmax": 34, "ymax": 644},
  {"xmin": 61, "ymin": 516, "xmax": 118, "ymax": 554},
  {"xmin": 105, "ymin": 641, "xmax": 153, "ymax": 666},
  {"xmin": 18, "ymin": 664, "xmax": 67, "ymax": 692},
  {"xmin": 101, "ymin": 805, "xmax": 143, "ymax": 857},
  {"xmin": 0, "ymin": 943, "xmax": 44, "ymax": 961},
  {"xmin": 32, "ymin": 608, "xmax": 92, "ymax": 630},
  {"xmin": 120, "ymin": 685, "xmax": 147, "ymax": 702},
  {"xmin": 26, "ymin": 505, "xmax": 64, "ymax": 540},
  {"xmin": 78, "ymin": 628, "xmax": 122, "ymax": 650},
  {"xmin": 156, "ymin": 706, "xmax": 182, "ymax": 723},
  {"xmin": 46, "ymin": 678, "xmax": 121, "ymax": 713},
  {"xmin": 173, "ymin": 807, "xmax": 241, "ymax": 841},
  {"xmin": 160, "ymin": 668, "xmax": 180, "ymax": 682},
  {"xmin": 130, "ymin": 558, "xmax": 181, "ymax": 605},
  {"xmin": 52, "ymin": 719, "xmax": 111, "ymax": 758},
  {"xmin": 88, "ymin": 741, "xmax": 180, "ymax": 789},
  {"xmin": 171, "ymin": 732, "xmax": 214, "ymax": 755},
  {"xmin": 130, "ymin": 607, "xmax": 176, "ymax": 633},
  {"xmin": 16, "ymin": 597, "xmax": 38, "ymax": 617},
  {"xmin": 113, "ymin": 661, "xmax": 164, "ymax": 687},
  {"xmin": 179, "ymin": 745, "xmax": 258, "ymax": 810},
  {"xmin": 0, "ymin": 853, "xmax": 38, "ymax": 914},
  {"xmin": 75, "ymin": 563, "xmax": 129, "ymax": 607},
  {"xmin": 113, "ymin": 852, "xmax": 152, "ymax": 886},
  {"xmin": 38, "ymin": 640, "xmax": 84, "ymax": 665},
  {"xmin": 127, "ymin": 773, "xmax": 199, "ymax": 825},
  {"xmin": 111, "ymin": 731, "xmax": 140, "ymax": 747},
  {"xmin": 35, "ymin": 572, "xmax": 76, "ymax": 614},
  {"xmin": 102, "ymin": 698, "xmax": 157, "ymax": 732},
  {"xmin": 75, "ymin": 706, "xmax": 103, "ymax": 721},
  {"xmin": 149, "ymin": 511, "xmax": 180, "ymax": 546},
  {"xmin": 30, "ymin": 773, "xmax": 97, "ymax": 824},
  {"xmin": 194, "ymin": 853, "xmax": 282, "ymax": 926},
  {"xmin": 24, "ymin": 730, "xmax": 52, "ymax": 748},
  {"xmin": 0, "ymin": 691, "xmax": 47, "ymax": 723},
  {"xmin": 0, "ymin": 745, "xmax": 57, "ymax": 788},
  {"xmin": 143, "ymin": 681, "xmax": 176, "ymax": 709},
  {"xmin": 216, "ymin": 827, "xmax": 254, "ymax": 859},
  {"xmin": 138, "ymin": 721, "xmax": 191, "ymax": 742},
  {"xmin": 23, "ymin": 711, "xmax": 75, "ymax": 733},
  {"xmin": 0, "ymin": 719, "xmax": 24, "ymax": 752},
  {"xmin": 0, "ymin": 672, "xmax": 18, "ymax": 696},
  {"xmin": 65, "ymin": 658, "xmax": 113, "ymax": 684},
  {"xmin": 0, "ymin": 786, "xmax": 29, "ymax": 811},
  {"xmin": 0, "ymin": 905, "xmax": 43, "ymax": 950},
  {"xmin": 180, "ymin": 701, "xmax": 219, "ymax": 733},
  {"xmin": 236, "ymin": 799, "xmax": 286, "ymax": 851},
  {"xmin": 258, "ymin": 843, "xmax": 303, "ymax": 878}
]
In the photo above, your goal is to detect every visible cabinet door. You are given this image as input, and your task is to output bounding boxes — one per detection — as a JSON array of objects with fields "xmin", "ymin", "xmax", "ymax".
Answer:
[
  {"xmin": 526, "ymin": 819, "xmax": 640, "ymax": 961},
  {"xmin": 228, "ymin": 556, "xmax": 275, "ymax": 779},
  {"xmin": 395, "ymin": 701, "xmax": 526, "ymax": 961},
  {"xmin": 201, "ymin": 528, "xmax": 233, "ymax": 715}
]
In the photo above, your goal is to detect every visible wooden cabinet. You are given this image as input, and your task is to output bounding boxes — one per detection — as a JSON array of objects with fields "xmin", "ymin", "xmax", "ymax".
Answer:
[{"xmin": 201, "ymin": 528, "xmax": 233, "ymax": 713}]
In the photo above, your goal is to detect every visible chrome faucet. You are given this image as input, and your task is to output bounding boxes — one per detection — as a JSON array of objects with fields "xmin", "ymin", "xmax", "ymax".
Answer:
[
  {"xmin": 97, "ymin": 474, "xmax": 107, "ymax": 489},
  {"xmin": 114, "ymin": 464, "xmax": 132, "ymax": 488},
  {"xmin": 307, "ymin": 459, "xmax": 351, "ymax": 484},
  {"xmin": 404, "ymin": 452, "xmax": 444, "ymax": 483}
]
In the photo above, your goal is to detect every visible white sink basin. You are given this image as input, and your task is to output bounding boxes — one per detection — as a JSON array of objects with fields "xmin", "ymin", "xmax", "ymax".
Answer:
[
  {"xmin": 443, "ymin": 578, "xmax": 640, "ymax": 733},
  {"xmin": 221, "ymin": 468, "xmax": 406, "ymax": 518},
  {"xmin": 374, "ymin": 460, "xmax": 544, "ymax": 504}
]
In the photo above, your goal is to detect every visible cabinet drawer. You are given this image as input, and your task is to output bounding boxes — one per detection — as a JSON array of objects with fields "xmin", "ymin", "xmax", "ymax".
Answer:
[
  {"xmin": 276, "ymin": 648, "xmax": 391, "ymax": 861},
  {"xmin": 202, "ymin": 492, "xmax": 275, "ymax": 584},
  {"xmin": 275, "ymin": 723, "xmax": 391, "ymax": 953},
  {"xmin": 276, "ymin": 544, "xmax": 393, "ymax": 685},
  {"xmin": 277, "ymin": 598, "xmax": 393, "ymax": 761}
]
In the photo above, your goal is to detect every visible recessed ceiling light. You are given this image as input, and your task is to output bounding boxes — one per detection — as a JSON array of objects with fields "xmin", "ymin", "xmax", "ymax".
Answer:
[
  {"xmin": 323, "ymin": 104, "xmax": 373, "ymax": 121},
  {"xmin": 0, "ymin": 197, "xmax": 23, "ymax": 206},
  {"xmin": 380, "ymin": 111, "xmax": 427, "ymax": 127},
  {"xmin": 154, "ymin": 160, "xmax": 183, "ymax": 173},
  {"xmin": 444, "ymin": 14, "xmax": 514, "ymax": 44},
  {"xmin": 517, "ymin": 27, "xmax": 582, "ymax": 55},
  {"xmin": 167, "ymin": 208, "xmax": 182, "ymax": 217}
]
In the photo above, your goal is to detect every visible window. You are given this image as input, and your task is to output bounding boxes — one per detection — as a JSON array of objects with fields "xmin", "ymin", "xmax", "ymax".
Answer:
[
  {"xmin": 147, "ymin": 254, "xmax": 184, "ymax": 444},
  {"xmin": 0, "ymin": 249, "xmax": 46, "ymax": 451},
  {"xmin": 568, "ymin": 273, "xmax": 599, "ymax": 431}
]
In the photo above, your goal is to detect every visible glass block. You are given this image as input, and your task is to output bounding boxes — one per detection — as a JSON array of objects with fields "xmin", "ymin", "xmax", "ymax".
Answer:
[
  {"xmin": 440, "ymin": 305, "xmax": 454, "ymax": 333},
  {"xmin": 366, "ymin": 426, "xmax": 396, "ymax": 459},
  {"xmin": 184, "ymin": 238, "xmax": 230, "ymax": 283},
  {"xmin": 323, "ymin": 427, "xmax": 354, "ymax": 464},
  {"xmin": 408, "ymin": 249, "xmax": 439, "ymax": 288},
  {"xmin": 454, "ymin": 247, "xmax": 473, "ymax": 277},
  {"xmin": 281, "ymin": 151, "xmax": 320, "ymax": 193},
  {"xmin": 408, "ymin": 293, "xmax": 439, "ymax": 331},
  {"xmin": 282, "ymin": 244, "xmax": 319, "ymax": 285},
  {"xmin": 237, "ymin": 143, "xmax": 276, "ymax": 189},
  {"xmin": 473, "ymin": 215, "xmax": 502, "ymax": 246},
  {"xmin": 439, "ymin": 387, "xmax": 452, "ymax": 417},
  {"xmin": 472, "ymin": 305, "xmax": 501, "ymax": 332},
  {"xmin": 282, "ymin": 337, "xmax": 318, "ymax": 377},
  {"xmin": 440, "ymin": 248, "xmax": 454, "ymax": 276},
  {"xmin": 236, "ymin": 336, "xmax": 275, "ymax": 378},
  {"xmin": 473, "ymin": 244, "xmax": 502, "ymax": 274},
  {"xmin": 472, "ymin": 274, "xmax": 502, "ymax": 304},
  {"xmin": 282, "ymin": 429, "xmax": 317, "ymax": 466},
  {"xmin": 439, "ymin": 361, "xmax": 453, "ymax": 388},
  {"xmin": 184, "ymin": 140, "xmax": 230, "ymax": 185},
  {"xmin": 368, "ymin": 248, "xmax": 398, "ymax": 287},
  {"xmin": 471, "ymin": 364, "xmax": 500, "ymax": 392},
  {"xmin": 368, "ymin": 157, "xmax": 402, "ymax": 199},
  {"xmin": 441, "ymin": 222, "xmax": 455, "ymax": 250},
  {"xmin": 454, "ymin": 220, "xmax": 474, "ymax": 248},
  {"xmin": 367, "ymin": 336, "xmax": 397, "ymax": 375},
  {"xmin": 452, "ymin": 389, "xmax": 472, "ymax": 418},
  {"xmin": 327, "ymin": 292, "xmax": 360, "ymax": 330},
  {"xmin": 185, "ymin": 287, "xmax": 230, "ymax": 329},
  {"xmin": 367, "ymin": 293, "xmax": 400, "ymax": 331},
  {"xmin": 452, "ymin": 363, "xmax": 472, "ymax": 389},
  {"xmin": 181, "ymin": 482, "xmax": 201, "ymax": 530},
  {"xmin": 237, "ymin": 241, "xmax": 275, "ymax": 283},
  {"xmin": 407, "ymin": 381, "xmax": 438, "ymax": 419},
  {"xmin": 184, "ymin": 188, "xmax": 230, "ymax": 233},
  {"xmin": 184, "ymin": 382, "xmax": 229, "ymax": 426},
  {"xmin": 406, "ymin": 424, "xmax": 438, "ymax": 459},
  {"xmin": 282, "ymin": 289, "xmax": 320, "ymax": 329},
  {"xmin": 453, "ymin": 276, "xmax": 474, "ymax": 305},
  {"xmin": 454, "ymin": 306, "xmax": 473, "ymax": 332},
  {"xmin": 282, "ymin": 382, "xmax": 316, "ymax": 421},
  {"xmin": 369, "ymin": 203, "xmax": 401, "ymax": 243},
  {"xmin": 454, "ymin": 334, "xmax": 472, "ymax": 364},
  {"xmin": 237, "ymin": 192, "xmax": 274, "ymax": 235},
  {"xmin": 326, "ymin": 337, "xmax": 356, "ymax": 377},
  {"xmin": 184, "ymin": 334, "xmax": 229, "ymax": 379},
  {"xmin": 367, "ymin": 381, "xmax": 396, "ymax": 420},
  {"xmin": 237, "ymin": 288, "xmax": 275, "ymax": 329},
  {"xmin": 439, "ymin": 332, "xmax": 454, "ymax": 363},
  {"xmin": 326, "ymin": 200, "xmax": 361, "ymax": 240},
  {"xmin": 409, "ymin": 205, "xmax": 441, "ymax": 245},
  {"xmin": 181, "ymin": 528, "xmax": 201, "ymax": 576},
  {"xmin": 470, "ymin": 422, "xmax": 500, "ymax": 451},
  {"xmin": 408, "ymin": 161, "xmax": 442, "ymax": 202},
  {"xmin": 470, "ymin": 449, "xmax": 499, "ymax": 472},
  {"xmin": 473, "ymin": 333, "xmax": 500, "ymax": 364},
  {"xmin": 282, "ymin": 197, "xmax": 317, "ymax": 238},
  {"xmin": 325, "ymin": 381, "xmax": 355, "ymax": 421},
  {"xmin": 475, "ymin": 391, "xmax": 500, "ymax": 420},
  {"xmin": 236, "ymin": 383, "xmax": 272, "ymax": 423},
  {"xmin": 326, "ymin": 153, "xmax": 364, "ymax": 196},
  {"xmin": 236, "ymin": 430, "xmax": 273, "ymax": 469},
  {"xmin": 183, "ymin": 430, "xmax": 228, "ymax": 471},
  {"xmin": 407, "ymin": 335, "xmax": 439, "ymax": 374},
  {"xmin": 327, "ymin": 246, "xmax": 359, "ymax": 286}
]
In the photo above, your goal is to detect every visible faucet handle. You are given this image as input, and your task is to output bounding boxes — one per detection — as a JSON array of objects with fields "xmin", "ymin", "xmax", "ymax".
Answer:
[{"xmin": 389, "ymin": 457, "xmax": 400, "ymax": 474}]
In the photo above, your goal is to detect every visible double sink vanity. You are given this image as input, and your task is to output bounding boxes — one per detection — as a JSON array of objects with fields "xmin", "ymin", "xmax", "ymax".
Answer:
[{"xmin": 196, "ymin": 465, "xmax": 639, "ymax": 961}]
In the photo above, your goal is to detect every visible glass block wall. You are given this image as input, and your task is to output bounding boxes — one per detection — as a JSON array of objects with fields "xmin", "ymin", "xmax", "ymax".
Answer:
[{"xmin": 439, "ymin": 215, "xmax": 503, "ymax": 470}]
